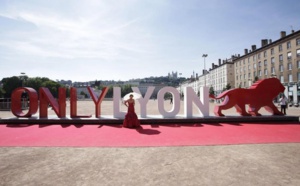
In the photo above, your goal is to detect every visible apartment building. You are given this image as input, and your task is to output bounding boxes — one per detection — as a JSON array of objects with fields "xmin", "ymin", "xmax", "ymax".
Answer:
[
  {"xmin": 209, "ymin": 59, "xmax": 235, "ymax": 95},
  {"xmin": 177, "ymin": 29, "xmax": 300, "ymax": 105},
  {"xmin": 180, "ymin": 58, "xmax": 235, "ymax": 97},
  {"xmin": 234, "ymin": 30, "xmax": 300, "ymax": 104}
]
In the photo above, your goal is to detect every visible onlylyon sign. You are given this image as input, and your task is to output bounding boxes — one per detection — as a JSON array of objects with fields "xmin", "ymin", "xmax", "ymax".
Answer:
[{"xmin": 11, "ymin": 86, "xmax": 209, "ymax": 119}]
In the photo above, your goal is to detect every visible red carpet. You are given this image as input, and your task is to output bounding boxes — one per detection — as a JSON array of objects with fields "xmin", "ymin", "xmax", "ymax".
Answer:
[{"xmin": 0, "ymin": 122, "xmax": 300, "ymax": 147}]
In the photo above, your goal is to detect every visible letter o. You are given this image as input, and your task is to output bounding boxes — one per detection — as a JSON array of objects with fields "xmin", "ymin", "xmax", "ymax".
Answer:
[
  {"xmin": 157, "ymin": 87, "xmax": 180, "ymax": 117},
  {"xmin": 11, "ymin": 87, "xmax": 38, "ymax": 117}
]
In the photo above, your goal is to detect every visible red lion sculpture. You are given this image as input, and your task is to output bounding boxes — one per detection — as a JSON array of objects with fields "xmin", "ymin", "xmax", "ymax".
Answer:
[{"xmin": 211, "ymin": 78, "xmax": 285, "ymax": 116}]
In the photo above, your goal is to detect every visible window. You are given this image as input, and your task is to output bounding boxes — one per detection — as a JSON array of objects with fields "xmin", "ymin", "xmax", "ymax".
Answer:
[
  {"xmin": 264, "ymin": 51, "xmax": 267, "ymax": 57},
  {"xmin": 253, "ymin": 71, "xmax": 257, "ymax": 77},
  {"xmin": 271, "ymin": 48, "xmax": 274, "ymax": 55},
  {"xmin": 279, "ymin": 64, "xmax": 284, "ymax": 72},
  {"xmin": 248, "ymin": 73, "xmax": 251, "ymax": 78},
  {"xmin": 297, "ymin": 49, "xmax": 300, "ymax": 57},
  {"xmin": 298, "ymin": 60, "xmax": 300, "ymax": 68},
  {"xmin": 248, "ymin": 65, "xmax": 251, "ymax": 70},
  {"xmin": 288, "ymin": 63, "xmax": 292, "ymax": 70},
  {"xmin": 257, "ymin": 53, "xmax": 261, "ymax": 59},
  {"xmin": 258, "ymin": 61, "xmax": 261, "ymax": 67},
  {"xmin": 258, "ymin": 70, "xmax": 262, "ymax": 77},
  {"xmin": 264, "ymin": 69, "xmax": 268, "ymax": 75},
  {"xmin": 287, "ymin": 52, "xmax": 292, "ymax": 59},
  {"xmin": 278, "ymin": 44, "xmax": 282, "ymax": 52},
  {"xmin": 298, "ymin": 72, "xmax": 300, "ymax": 81},
  {"xmin": 287, "ymin": 41, "xmax": 291, "ymax": 49},
  {"xmin": 271, "ymin": 57, "xmax": 275, "ymax": 64},
  {"xmin": 271, "ymin": 67, "xmax": 275, "ymax": 74},
  {"xmin": 297, "ymin": 38, "xmax": 300, "ymax": 46},
  {"xmin": 253, "ymin": 63, "xmax": 257, "ymax": 69},
  {"xmin": 280, "ymin": 75, "xmax": 284, "ymax": 83},
  {"xmin": 288, "ymin": 74, "xmax": 293, "ymax": 82},
  {"xmin": 253, "ymin": 55, "xmax": 256, "ymax": 61},
  {"xmin": 264, "ymin": 60, "xmax": 267, "ymax": 66},
  {"xmin": 279, "ymin": 54, "xmax": 283, "ymax": 62}
]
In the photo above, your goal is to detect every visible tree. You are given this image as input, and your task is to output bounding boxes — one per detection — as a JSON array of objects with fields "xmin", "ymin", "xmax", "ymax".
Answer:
[
  {"xmin": 222, "ymin": 83, "xmax": 231, "ymax": 92},
  {"xmin": 121, "ymin": 84, "xmax": 132, "ymax": 97},
  {"xmin": 209, "ymin": 86, "xmax": 215, "ymax": 97},
  {"xmin": 1, "ymin": 76, "xmax": 22, "ymax": 98},
  {"xmin": 106, "ymin": 85, "xmax": 114, "ymax": 98},
  {"xmin": 80, "ymin": 91, "xmax": 88, "ymax": 98},
  {"xmin": 1, "ymin": 76, "xmax": 64, "ymax": 99}
]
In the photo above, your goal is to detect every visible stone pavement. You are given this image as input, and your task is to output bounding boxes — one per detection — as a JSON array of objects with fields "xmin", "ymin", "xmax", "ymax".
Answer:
[{"xmin": 0, "ymin": 100, "xmax": 300, "ymax": 186}]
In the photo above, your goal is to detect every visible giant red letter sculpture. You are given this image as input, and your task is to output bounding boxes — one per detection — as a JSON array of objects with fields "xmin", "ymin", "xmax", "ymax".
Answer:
[{"xmin": 11, "ymin": 87, "xmax": 38, "ymax": 117}]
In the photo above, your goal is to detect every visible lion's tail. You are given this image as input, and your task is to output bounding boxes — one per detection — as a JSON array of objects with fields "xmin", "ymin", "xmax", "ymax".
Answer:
[{"xmin": 210, "ymin": 90, "xmax": 230, "ymax": 99}]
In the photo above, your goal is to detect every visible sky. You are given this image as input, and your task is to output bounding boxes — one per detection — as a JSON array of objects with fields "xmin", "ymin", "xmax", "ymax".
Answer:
[{"xmin": 0, "ymin": 0, "xmax": 300, "ymax": 82}]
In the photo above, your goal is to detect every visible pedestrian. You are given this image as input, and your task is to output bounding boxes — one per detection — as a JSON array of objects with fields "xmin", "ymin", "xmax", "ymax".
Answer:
[
  {"xmin": 170, "ymin": 97, "xmax": 173, "ymax": 104},
  {"xmin": 278, "ymin": 94, "xmax": 288, "ymax": 115}
]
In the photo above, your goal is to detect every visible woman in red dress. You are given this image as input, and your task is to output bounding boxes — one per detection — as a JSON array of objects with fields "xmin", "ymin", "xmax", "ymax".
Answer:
[{"xmin": 123, "ymin": 94, "xmax": 140, "ymax": 128}]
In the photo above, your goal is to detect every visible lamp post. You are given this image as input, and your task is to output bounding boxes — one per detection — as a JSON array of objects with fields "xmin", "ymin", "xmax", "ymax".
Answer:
[
  {"xmin": 178, "ymin": 72, "xmax": 182, "ymax": 100},
  {"xmin": 20, "ymin": 72, "xmax": 26, "ymax": 87},
  {"xmin": 202, "ymin": 54, "xmax": 208, "ymax": 87}
]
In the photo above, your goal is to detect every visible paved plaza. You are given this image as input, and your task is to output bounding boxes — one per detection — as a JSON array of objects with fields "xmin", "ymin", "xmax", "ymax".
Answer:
[{"xmin": 0, "ymin": 100, "xmax": 300, "ymax": 186}]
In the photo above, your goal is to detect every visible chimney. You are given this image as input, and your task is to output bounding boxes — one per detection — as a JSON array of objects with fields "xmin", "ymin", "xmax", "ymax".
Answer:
[
  {"xmin": 244, "ymin": 49, "xmax": 248, "ymax": 55},
  {"xmin": 261, "ymin": 39, "xmax": 268, "ymax": 47},
  {"xmin": 280, "ymin": 31, "xmax": 286, "ymax": 38},
  {"xmin": 212, "ymin": 63, "xmax": 215, "ymax": 69},
  {"xmin": 269, "ymin": 39, "xmax": 272, "ymax": 43},
  {"xmin": 219, "ymin": 59, "xmax": 221, "ymax": 65},
  {"xmin": 251, "ymin": 45, "xmax": 256, "ymax": 51}
]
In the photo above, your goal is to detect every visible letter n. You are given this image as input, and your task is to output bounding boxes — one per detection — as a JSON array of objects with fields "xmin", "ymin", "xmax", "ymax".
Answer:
[
  {"xmin": 184, "ymin": 87, "xmax": 209, "ymax": 117},
  {"xmin": 39, "ymin": 87, "xmax": 66, "ymax": 118}
]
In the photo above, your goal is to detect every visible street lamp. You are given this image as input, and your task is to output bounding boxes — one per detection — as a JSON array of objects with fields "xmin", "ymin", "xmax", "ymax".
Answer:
[
  {"xmin": 178, "ymin": 72, "xmax": 182, "ymax": 100},
  {"xmin": 202, "ymin": 54, "xmax": 208, "ymax": 87},
  {"xmin": 20, "ymin": 72, "xmax": 26, "ymax": 87}
]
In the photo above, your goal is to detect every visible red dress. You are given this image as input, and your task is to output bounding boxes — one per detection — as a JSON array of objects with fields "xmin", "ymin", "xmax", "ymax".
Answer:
[{"xmin": 123, "ymin": 102, "xmax": 140, "ymax": 128}]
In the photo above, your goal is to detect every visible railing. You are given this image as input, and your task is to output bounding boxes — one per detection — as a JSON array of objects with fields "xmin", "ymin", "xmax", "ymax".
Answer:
[{"xmin": 0, "ymin": 98, "xmax": 28, "ymax": 111}]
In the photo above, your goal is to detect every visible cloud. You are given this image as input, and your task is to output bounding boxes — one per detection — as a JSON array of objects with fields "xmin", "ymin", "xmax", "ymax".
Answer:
[{"xmin": 0, "ymin": 0, "xmax": 156, "ymax": 61}]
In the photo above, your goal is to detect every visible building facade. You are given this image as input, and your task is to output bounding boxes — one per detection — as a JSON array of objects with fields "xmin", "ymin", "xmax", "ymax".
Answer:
[
  {"xmin": 177, "ymin": 29, "xmax": 300, "ymax": 105},
  {"xmin": 234, "ymin": 30, "xmax": 300, "ymax": 104}
]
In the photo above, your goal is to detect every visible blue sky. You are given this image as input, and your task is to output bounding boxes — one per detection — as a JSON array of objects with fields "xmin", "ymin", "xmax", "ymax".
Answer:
[{"xmin": 0, "ymin": 0, "xmax": 299, "ymax": 82}]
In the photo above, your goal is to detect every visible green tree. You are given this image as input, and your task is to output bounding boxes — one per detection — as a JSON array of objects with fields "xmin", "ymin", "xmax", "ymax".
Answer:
[
  {"xmin": 1, "ymin": 76, "xmax": 22, "ymax": 98},
  {"xmin": 209, "ymin": 86, "xmax": 215, "ymax": 97},
  {"xmin": 106, "ymin": 85, "xmax": 114, "ymax": 98},
  {"xmin": 0, "ymin": 88, "xmax": 5, "ymax": 98},
  {"xmin": 121, "ymin": 84, "xmax": 132, "ymax": 97},
  {"xmin": 1, "ymin": 76, "xmax": 64, "ymax": 99},
  {"xmin": 80, "ymin": 91, "xmax": 87, "ymax": 98},
  {"xmin": 41, "ymin": 80, "xmax": 62, "ymax": 98},
  {"xmin": 222, "ymin": 83, "xmax": 231, "ymax": 92}
]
